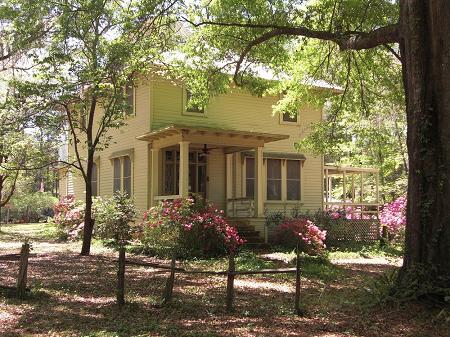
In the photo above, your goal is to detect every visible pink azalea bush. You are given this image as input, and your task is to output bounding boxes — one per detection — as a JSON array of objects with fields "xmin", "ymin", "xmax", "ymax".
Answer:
[
  {"xmin": 380, "ymin": 196, "xmax": 407, "ymax": 236},
  {"xmin": 274, "ymin": 218, "xmax": 327, "ymax": 255},
  {"xmin": 140, "ymin": 195, "xmax": 245, "ymax": 257},
  {"xmin": 53, "ymin": 195, "xmax": 85, "ymax": 239}
]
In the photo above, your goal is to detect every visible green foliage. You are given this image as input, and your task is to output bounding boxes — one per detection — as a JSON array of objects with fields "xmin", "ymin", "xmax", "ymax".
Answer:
[
  {"xmin": 140, "ymin": 195, "xmax": 244, "ymax": 258},
  {"xmin": 180, "ymin": 0, "xmax": 407, "ymax": 201},
  {"xmin": 10, "ymin": 192, "xmax": 57, "ymax": 222},
  {"xmin": 95, "ymin": 192, "xmax": 137, "ymax": 248}
]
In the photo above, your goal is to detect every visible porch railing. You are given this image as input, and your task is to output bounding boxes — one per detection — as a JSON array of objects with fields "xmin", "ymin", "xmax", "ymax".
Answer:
[
  {"xmin": 226, "ymin": 198, "xmax": 255, "ymax": 218},
  {"xmin": 324, "ymin": 201, "xmax": 380, "ymax": 219}
]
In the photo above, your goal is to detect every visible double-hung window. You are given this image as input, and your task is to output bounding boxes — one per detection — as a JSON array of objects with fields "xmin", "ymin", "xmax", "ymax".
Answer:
[
  {"xmin": 267, "ymin": 159, "xmax": 282, "ymax": 200},
  {"xmin": 91, "ymin": 162, "xmax": 98, "ymax": 196},
  {"xmin": 125, "ymin": 82, "xmax": 135, "ymax": 116},
  {"xmin": 245, "ymin": 158, "xmax": 255, "ymax": 198},
  {"xmin": 286, "ymin": 160, "xmax": 301, "ymax": 200},
  {"xmin": 113, "ymin": 156, "xmax": 132, "ymax": 197}
]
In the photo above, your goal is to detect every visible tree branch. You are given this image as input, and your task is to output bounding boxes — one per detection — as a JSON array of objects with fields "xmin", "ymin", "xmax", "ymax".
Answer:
[{"xmin": 188, "ymin": 20, "xmax": 399, "ymax": 84}]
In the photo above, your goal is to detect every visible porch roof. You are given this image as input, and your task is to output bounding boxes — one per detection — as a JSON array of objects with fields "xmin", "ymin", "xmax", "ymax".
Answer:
[
  {"xmin": 324, "ymin": 164, "xmax": 379, "ymax": 176},
  {"xmin": 136, "ymin": 124, "xmax": 289, "ymax": 148}
]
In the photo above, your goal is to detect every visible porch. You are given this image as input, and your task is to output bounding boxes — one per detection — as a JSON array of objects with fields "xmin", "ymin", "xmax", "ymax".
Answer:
[
  {"xmin": 323, "ymin": 165, "xmax": 381, "ymax": 219},
  {"xmin": 137, "ymin": 124, "xmax": 289, "ymax": 221}
]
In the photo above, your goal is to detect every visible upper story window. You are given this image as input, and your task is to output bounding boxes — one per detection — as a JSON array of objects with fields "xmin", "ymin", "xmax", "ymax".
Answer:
[
  {"xmin": 280, "ymin": 112, "xmax": 298, "ymax": 124},
  {"xmin": 183, "ymin": 89, "xmax": 205, "ymax": 115},
  {"xmin": 125, "ymin": 82, "xmax": 135, "ymax": 116},
  {"xmin": 113, "ymin": 155, "xmax": 132, "ymax": 197}
]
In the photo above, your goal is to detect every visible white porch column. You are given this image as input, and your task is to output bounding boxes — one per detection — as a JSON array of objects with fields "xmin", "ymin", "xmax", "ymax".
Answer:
[
  {"xmin": 150, "ymin": 147, "xmax": 160, "ymax": 207},
  {"xmin": 254, "ymin": 146, "xmax": 264, "ymax": 217},
  {"xmin": 179, "ymin": 141, "xmax": 190, "ymax": 198}
]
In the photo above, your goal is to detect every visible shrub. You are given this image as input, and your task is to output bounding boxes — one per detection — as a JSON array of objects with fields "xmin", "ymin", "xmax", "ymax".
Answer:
[
  {"xmin": 380, "ymin": 196, "xmax": 407, "ymax": 239},
  {"xmin": 11, "ymin": 192, "xmax": 58, "ymax": 222},
  {"xmin": 274, "ymin": 218, "xmax": 327, "ymax": 255},
  {"xmin": 52, "ymin": 195, "xmax": 85, "ymax": 240},
  {"xmin": 95, "ymin": 192, "xmax": 137, "ymax": 248},
  {"xmin": 140, "ymin": 195, "xmax": 245, "ymax": 258}
]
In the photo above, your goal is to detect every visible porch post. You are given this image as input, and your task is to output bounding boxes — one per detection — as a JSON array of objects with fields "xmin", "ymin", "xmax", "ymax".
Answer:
[
  {"xmin": 150, "ymin": 147, "xmax": 160, "ymax": 207},
  {"xmin": 179, "ymin": 141, "xmax": 190, "ymax": 198},
  {"xmin": 254, "ymin": 146, "xmax": 264, "ymax": 217}
]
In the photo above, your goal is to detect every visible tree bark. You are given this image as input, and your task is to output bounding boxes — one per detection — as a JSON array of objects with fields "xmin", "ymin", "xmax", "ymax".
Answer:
[
  {"xmin": 80, "ymin": 149, "xmax": 95, "ymax": 256},
  {"xmin": 399, "ymin": 0, "xmax": 450, "ymax": 279}
]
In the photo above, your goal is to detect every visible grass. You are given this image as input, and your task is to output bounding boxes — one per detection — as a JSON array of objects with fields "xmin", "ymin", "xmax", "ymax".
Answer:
[
  {"xmin": 0, "ymin": 222, "xmax": 448, "ymax": 337},
  {"xmin": 327, "ymin": 242, "xmax": 404, "ymax": 260}
]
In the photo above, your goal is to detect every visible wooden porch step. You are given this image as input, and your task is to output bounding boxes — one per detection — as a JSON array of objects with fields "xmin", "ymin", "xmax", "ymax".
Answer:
[{"xmin": 228, "ymin": 218, "xmax": 267, "ymax": 246}]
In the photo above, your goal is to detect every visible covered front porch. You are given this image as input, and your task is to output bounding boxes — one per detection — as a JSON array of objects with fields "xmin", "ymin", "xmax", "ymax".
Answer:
[{"xmin": 137, "ymin": 124, "xmax": 289, "ymax": 218}]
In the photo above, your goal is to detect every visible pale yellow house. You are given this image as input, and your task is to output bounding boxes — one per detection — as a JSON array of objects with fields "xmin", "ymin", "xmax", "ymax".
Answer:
[{"xmin": 59, "ymin": 74, "xmax": 336, "ymax": 241}]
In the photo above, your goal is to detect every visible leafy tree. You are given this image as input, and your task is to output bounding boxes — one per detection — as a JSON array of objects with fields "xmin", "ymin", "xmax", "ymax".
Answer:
[
  {"xmin": 181, "ymin": 0, "xmax": 450, "ymax": 284},
  {"xmin": 0, "ymin": 90, "xmax": 59, "ymax": 210},
  {"xmin": 3, "ymin": 0, "xmax": 180, "ymax": 255}
]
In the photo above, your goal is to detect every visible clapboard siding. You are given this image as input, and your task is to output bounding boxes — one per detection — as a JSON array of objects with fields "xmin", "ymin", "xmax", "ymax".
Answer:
[{"xmin": 66, "ymin": 74, "xmax": 324, "ymax": 216}]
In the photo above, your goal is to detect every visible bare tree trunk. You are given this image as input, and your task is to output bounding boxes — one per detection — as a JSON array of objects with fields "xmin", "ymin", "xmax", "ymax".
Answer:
[
  {"xmin": 400, "ymin": 0, "xmax": 450, "ymax": 280},
  {"xmin": 117, "ymin": 246, "xmax": 126, "ymax": 306},
  {"xmin": 81, "ymin": 150, "xmax": 94, "ymax": 256}
]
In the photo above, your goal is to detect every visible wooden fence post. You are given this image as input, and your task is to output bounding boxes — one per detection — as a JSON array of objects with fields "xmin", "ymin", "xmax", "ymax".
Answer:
[
  {"xmin": 16, "ymin": 241, "xmax": 30, "ymax": 299},
  {"xmin": 380, "ymin": 225, "xmax": 388, "ymax": 247},
  {"xmin": 295, "ymin": 244, "xmax": 302, "ymax": 315},
  {"xmin": 226, "ymin": 251, "xmax": 236, "ymax": 312},
  {"xmin": 163, "ymin": 253, "xmax": 176, "ymax": 304},
  {"xmin": 117, "ymin": 246, "xmax": 126, "ymax": 306}
]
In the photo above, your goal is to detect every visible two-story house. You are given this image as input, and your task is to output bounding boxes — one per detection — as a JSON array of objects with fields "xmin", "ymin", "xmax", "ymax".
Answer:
[{"xmin": 58, "ymin": 73, "xmax": 337, "ymax": 242}]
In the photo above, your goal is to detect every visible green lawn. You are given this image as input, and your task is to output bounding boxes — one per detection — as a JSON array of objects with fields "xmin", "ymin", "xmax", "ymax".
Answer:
[{"xmin": 0, "ymin": 223, "xmax": 448, "ymax": 337}]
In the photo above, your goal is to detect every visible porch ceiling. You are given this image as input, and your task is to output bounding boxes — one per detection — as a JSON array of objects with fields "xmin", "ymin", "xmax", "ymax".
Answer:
[{"xmin": 137, "ymin": 124, "xmax": 289, "ymax": 148}]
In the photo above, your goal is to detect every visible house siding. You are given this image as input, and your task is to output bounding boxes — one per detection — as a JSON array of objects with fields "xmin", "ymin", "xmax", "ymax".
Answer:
[{"xmin": 63, "ymin": 74, "xmax": 324, "ymax": 222}]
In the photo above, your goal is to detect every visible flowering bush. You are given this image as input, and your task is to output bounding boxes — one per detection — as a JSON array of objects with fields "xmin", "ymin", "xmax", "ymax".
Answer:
[
  {"xmin": 53, "ymin": 195, "xmax": 86, "ymax": 239},
  {"xmin": 380, "ymin": 196, "xmax": 407, "ymax": 237},
  {"xmin": 95, "ymin": 192, "xmax": 137, "ymax": 247},
  {"xmin": 140, "ymin": 195, "xmax": 245, "ymax": 258},
  {"xmin": 325, "ymin": 206, "xmax": 376, "ymax": 220},
  {"xmin": 274, "ymin": 218, "xmax": 327, "ymax": 255}
]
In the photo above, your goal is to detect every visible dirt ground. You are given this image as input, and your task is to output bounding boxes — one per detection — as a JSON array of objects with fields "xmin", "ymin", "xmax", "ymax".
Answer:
[{"xmin": 0, "ymin": 223, "xmax": 448, "ymax": 337}]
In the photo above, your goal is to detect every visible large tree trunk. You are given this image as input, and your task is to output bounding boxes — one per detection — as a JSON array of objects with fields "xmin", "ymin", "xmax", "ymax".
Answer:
[{"xmin": 400, "ymin": 0, "xmax": 450, "ymax": 279}]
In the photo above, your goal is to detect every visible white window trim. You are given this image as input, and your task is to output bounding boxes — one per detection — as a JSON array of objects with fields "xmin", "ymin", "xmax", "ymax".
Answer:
[{"xmin": 182, "ymin": 87, "xmax": 208, "ymax": 117}]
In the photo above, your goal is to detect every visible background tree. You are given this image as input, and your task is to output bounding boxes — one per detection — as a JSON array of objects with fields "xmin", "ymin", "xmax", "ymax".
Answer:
[
  {"xmin": 5, "ymin": 0, "xmax": 180, "ymax": 255},
  {"xmin": 0, "ymin": 76, "xmax": 59, "ymax": 222},
  {"xmin": 180, "ymin": 0, "xmax": 449, "ymax": 285}
]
